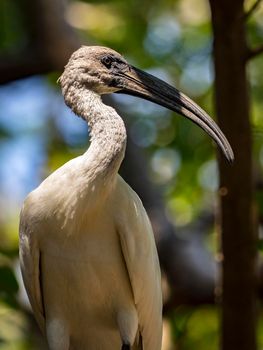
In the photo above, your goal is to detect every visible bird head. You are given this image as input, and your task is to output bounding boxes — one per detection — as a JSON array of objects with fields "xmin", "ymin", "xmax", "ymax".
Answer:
[
  {"xmin": 59, "ymin": 46, "xmax": 128, "ymax": 95},
  {"xmin": 59, "ymin": 46, "xmax": 234, "ymax": 162}
]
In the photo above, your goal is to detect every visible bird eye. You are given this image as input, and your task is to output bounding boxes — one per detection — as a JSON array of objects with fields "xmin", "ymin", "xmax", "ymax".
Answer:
[{"xmin": 101, "ymin": 56, "xmax": 112, "ymax": 68}]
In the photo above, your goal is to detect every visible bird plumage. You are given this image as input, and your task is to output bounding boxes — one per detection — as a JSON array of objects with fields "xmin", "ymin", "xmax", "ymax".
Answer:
[
  {"xmin": 20, "ymin": 48, "xmax": 162, "ymax": 349},
  {"xmin": 20, "ymin": 171, "xmax": 162, "ymax": 350}
]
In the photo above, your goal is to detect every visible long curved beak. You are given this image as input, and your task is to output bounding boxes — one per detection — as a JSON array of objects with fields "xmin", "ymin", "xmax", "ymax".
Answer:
[{"xmin": 115, "ymin": 66, "xmax": 234, "ymax": 163}]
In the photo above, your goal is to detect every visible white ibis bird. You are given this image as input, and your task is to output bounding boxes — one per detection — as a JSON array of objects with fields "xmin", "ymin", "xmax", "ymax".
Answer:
[{"xmin": 19, "ymin": 46, "xmax": 233, "ymax": 350}]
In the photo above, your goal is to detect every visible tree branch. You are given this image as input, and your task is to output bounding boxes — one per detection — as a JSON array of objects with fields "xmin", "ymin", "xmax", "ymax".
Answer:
[
  {"xmin": 0, "ymin": 51, "xmax": 52, "ymax": 85},
  {"xmin": 246, "ymin": 44, "xmax": 263, "ymax": 60},
  {"xmin": 244, "ymin": 0, "xmax": 262, "ymax": 20},
  {"xmin": 0, "ymin": 0, "xmax": 80, "ymax": 85}
]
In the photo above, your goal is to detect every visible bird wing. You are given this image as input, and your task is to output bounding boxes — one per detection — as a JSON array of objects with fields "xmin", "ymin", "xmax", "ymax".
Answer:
[
  {"xmin": 19, "ymin": 197, "xmax": 45, "ymax": 334},
  {"xmin": 116, "ymin": 177, "xmax": 162, "ymax": 350}
]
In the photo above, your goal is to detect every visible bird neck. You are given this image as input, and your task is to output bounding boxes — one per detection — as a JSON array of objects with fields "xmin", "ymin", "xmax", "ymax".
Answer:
[{"xmin": 69, "ymin": 89, "xmax": 127, "ymax": 180}]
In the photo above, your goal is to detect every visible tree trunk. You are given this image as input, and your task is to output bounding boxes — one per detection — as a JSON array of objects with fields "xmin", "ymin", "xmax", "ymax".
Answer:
[{"xmin": 209, "ymin": 1, "xmax": 257, "ymax": 350}]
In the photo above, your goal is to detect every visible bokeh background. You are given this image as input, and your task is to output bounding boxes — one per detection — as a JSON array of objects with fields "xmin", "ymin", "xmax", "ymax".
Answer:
[{"xmin": 0, "ymin": 0, "xmax": 263, "ymax": 349}]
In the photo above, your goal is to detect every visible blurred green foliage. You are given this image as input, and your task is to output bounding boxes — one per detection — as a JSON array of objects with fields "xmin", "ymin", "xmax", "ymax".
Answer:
[{"xmin": 0, "ymin": 0, "xmax": 263, "ymax": 349}]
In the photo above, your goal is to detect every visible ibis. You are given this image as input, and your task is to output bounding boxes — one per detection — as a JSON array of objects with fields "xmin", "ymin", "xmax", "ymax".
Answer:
[{"xmin": 19, "ymin": 46, "xmax": 233, "ymax": 350}]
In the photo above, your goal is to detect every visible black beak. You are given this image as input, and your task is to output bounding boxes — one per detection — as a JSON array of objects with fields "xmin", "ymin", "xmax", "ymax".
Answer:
[{"xmin": 115, "ymin": 66, "xmax": 234, "ymax": 163}]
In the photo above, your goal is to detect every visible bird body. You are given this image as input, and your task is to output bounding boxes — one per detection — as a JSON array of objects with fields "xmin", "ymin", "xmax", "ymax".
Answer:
[
  {"xmin": 19, "ymin": 46, "xmax": 233, "ymax": 350},
  {"xmin": 20, "ymin": 86, "xmax": 162, "ymax": 350},
  {"xmin": 21, "ymin": 173, "xmax": 161, "ymax": 350}
]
